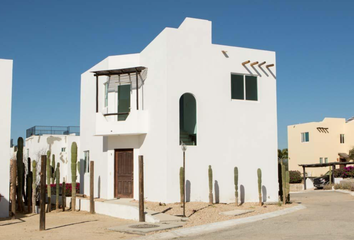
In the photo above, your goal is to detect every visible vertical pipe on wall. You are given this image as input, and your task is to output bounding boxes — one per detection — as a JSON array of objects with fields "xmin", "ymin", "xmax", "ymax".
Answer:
[{"xmin": 139, "ymin": 156, "xmax": 145, "ymax": 222}]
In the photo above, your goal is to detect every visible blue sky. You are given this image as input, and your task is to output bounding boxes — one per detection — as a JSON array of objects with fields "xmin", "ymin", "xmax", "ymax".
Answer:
[{"xmin": 1, "ymin": 0, "xmax": 353, "ymax": 149}]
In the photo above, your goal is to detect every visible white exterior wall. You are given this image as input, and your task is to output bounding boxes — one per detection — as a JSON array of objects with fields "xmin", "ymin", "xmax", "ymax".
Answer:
[
  {"xmin": 25, "ymin": 134, "xmax": 80, "ymax": 185},
  {"xmin": 80, "ymin": 18, "xmax": 278, "ymax": 203},
  {"xmin": 0, "ymin": 59, "xmax": 13, "ymax": 217}
]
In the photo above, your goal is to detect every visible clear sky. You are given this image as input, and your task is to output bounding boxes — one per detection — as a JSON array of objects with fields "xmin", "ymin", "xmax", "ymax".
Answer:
[{"xmin": 1, "ymin": 0, "xmax": 353, "ymax": 149}]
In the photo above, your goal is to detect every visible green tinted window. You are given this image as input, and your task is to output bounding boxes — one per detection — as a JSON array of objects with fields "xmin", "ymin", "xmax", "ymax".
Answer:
[
  {"xmin": 231, "ymin": 74, "xmax": 244, "ymax": 100},
  {"xmin": 117, "ymin": 84, "xmax": 130, "ymax": 121},
  {"xmin": 246, "ymin": 76, "xmax": 258, "ymax": 101}
]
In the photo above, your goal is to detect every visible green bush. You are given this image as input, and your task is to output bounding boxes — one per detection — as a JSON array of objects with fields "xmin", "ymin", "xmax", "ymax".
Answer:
[{"xmin": 289, "ymin": 170, "xmax": 302, "ymax": 183}]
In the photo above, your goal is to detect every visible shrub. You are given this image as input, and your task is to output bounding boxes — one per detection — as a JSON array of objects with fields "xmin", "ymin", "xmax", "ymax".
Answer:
[
  {"xmin": 289, "ymin": 170, "xmax": 302, "ymax": 183},
  {"xmin": 46, "ymin": 183, "xmax": 80, "ymax": 196}
]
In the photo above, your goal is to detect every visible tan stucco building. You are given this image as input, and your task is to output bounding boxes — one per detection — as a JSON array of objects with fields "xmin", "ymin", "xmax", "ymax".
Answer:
[{"xmin": 288, "ymin": 117, "xmax": 354, "ymax": 177}]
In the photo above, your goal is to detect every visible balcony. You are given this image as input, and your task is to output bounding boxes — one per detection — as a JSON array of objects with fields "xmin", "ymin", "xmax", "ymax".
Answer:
[
  {"xmin": 26, "ymin": 126, "xmax": 80, "ymax": 138},
  {"xmin": 92, "ymin": 66, "xmax": 148, "ymax": 136},
  {"xmin": 95, "ymin": 111, "xmax": 148, "ymax": 136}
]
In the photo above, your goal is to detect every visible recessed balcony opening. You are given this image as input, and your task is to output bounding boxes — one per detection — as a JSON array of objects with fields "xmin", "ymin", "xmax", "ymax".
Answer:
[{"xmin": 92, "ymin": 66, "xmax": 147, "ymax": 122}]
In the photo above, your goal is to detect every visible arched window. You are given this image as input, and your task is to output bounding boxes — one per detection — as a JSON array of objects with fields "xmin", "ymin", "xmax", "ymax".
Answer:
[{"xmin": 179, "ymin": 93, "xmax": 197, "ymax": 145}]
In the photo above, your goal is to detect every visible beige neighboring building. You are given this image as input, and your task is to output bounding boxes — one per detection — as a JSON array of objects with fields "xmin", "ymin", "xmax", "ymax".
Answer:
[{"xmin": 288, "ymin": 117, "xmax": 354, "ymax": 177}]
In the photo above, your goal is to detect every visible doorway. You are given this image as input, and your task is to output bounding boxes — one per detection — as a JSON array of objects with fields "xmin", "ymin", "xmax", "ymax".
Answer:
[{"xmin": 114, "ymin": 149, "xmax": 134, "ymax": 198}]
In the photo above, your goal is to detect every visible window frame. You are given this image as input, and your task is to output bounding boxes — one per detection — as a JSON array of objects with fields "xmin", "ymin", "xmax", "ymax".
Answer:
[
  {"xmin": 104, "ymin": 81, "xmax": 109, "ymax": 108},
  {"xmin": 301, "ymin": 132, "xmax": 310, "ymax": 143},
  {"xmin": 231, "ymin": 73, "xmax": 258, "ymax": 102},
  {"xmin": 84, "ymin": 150, "xmax": 90, "ymax": 173},
  {"xmin": 340, "ymin": 134, "xmax": 345, "ymax": 144}
]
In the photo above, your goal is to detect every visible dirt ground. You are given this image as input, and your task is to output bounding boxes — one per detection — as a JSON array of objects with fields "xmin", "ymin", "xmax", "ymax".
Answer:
[
  {"xmin": 0, "ymin": 210, "xmax": 138, "ymax": 240},
  {"xmin": 145, "ymin": 201, "xmax": 297, "ymax": 228}
]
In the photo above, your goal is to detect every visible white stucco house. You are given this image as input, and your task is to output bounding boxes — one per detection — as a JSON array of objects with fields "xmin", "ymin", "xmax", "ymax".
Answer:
[
  {"xmin": 80, "ymin": 17, "xmax": 278, "ymax": 204},
  {"xmin": 25, "ymin": 126, "xmax": 81, "ymax": 188},
  {"xmin": 0, "ymin": 59, "xmax": 13, "ymax": 217}
]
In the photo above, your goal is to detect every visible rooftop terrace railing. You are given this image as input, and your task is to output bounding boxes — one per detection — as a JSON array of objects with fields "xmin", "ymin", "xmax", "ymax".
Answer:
[{"xmin": 26, "ymin": 126, "xmax": 80, "ymax": 138}]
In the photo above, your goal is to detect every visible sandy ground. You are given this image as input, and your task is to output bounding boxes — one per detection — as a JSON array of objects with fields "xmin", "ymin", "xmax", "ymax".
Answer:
[
  {"xmin": 0, "ymin": 210, "xmax": 138, "ymax": 240},
  {"xmin": 145, "ymin": 201, "xmax": 297, "ymax": 228}
]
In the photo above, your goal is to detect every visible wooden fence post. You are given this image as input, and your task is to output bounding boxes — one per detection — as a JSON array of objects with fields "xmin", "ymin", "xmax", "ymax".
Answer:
[
  {"xmin": 40, "ymin": 155, "xmax": 46, "ymax": 231},
  {"xmin": 139, "ymin": 156, "xmax": 145, "ymax": 222},
  {"xmin": 10, "ymin": 159, "xmax": 17, "ymax": 219},
  {"xmin": 90, "ymin": 161, "xmax": 95, "ymax": 214},
  {"xmin": 62, "ymin": 178, "xmax": 66, "ymax": 212}
]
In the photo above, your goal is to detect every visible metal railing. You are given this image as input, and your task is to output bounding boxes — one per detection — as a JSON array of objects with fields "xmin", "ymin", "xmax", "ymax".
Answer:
[{"xmin": 26, "ymin": 126, "xmax": 80, "ymax": 138}]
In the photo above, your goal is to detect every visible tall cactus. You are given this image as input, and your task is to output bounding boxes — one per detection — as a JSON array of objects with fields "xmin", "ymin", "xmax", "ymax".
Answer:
[
  {"xmin": 56, "ymin": 162, "xmax": 60, "ymax": 210},
  {"xmin": 16, "ymin": 137, "xmax": 25, "ymax": 212},
  {"xmin": 285, "ymin": 170, "xmax": 290, "ymax": 203},
  {"xmin": 208, "ymin": 165, "xmax": 213, "ymax": 205},
  {"xmin": 26, "ymin": 157, "xmax": 32, "ymax": 212},
  {"xmin": 52, "ymin": 154, "xmax": 56, "ymax": 184},
  {"xmin": 32, "ymin": 160, "xmax": 37, "ymax": 213},
  {"xmin": 257, "ymin": 168, "xmax": 262, "ymax": 206},
  {"xmin": 234, "ymin": 167, "xmax": 238, "ymax": 206},
  {"xmin": 71, "ymin": 142, "xmax": 78, "ymax": 211},
  {"xmin": 46, "ymin": 150, "xmax": 51, "ymax": 212},
  {"xmin": 179, "ymin": 167, "xmax": 184, "ymax": 205},
  {"xmin": 282, "ymin": 164, "xmax": 286, "ymax": 204}
]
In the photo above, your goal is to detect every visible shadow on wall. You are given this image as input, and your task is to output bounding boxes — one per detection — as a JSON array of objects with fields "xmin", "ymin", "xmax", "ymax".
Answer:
[
  {"xmin": 262, "ymin": 185, "xmax": 267, "ymax": 203},
  {"xmin": 240, "ymin": 184, "xmax": 245, "ymax": 204},
  {"xmin": 214, "ymin": 180, "xmax": 220, "ymax": 204},
  {"xmin": 0, "ymin": 196, "xmax": 10, "ymax": 218},
  {"xmin": 98, "ymin": 176, "xmax": 101, "ymax": 198},
  {"xmin": 186, "ymin": 180, "xmax": 191, "ymax": 202},
  {"xmin": 79, "ymin": 159, "xmax": 85, "ymax": 194}
]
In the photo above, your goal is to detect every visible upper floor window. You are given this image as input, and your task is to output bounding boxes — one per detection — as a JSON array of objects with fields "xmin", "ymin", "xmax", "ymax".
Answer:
[
  {"xmin": 117, "ymin": 84, "xmax": 131, "ymax": 121},
  {"xmin": 325, "ymin": 157, "xmax": 328, "ymax": 163},
  {"xmin": 340, "ymin": 134, "xmax": 345, "ymax": 144},
  {"xmin": 301, "ymin": 132, "xmax": 309, "ymax": 142},
  {"xmin": 319, "ymin": 157, "xmax": 323, "ymax": 164},
  {"xmin": 61, "ymin": 147, "xmax": 66, "ymax": 152},
  {"xmin": 231, "ymin": 74, "xmax": 258, "ymax": 101}
]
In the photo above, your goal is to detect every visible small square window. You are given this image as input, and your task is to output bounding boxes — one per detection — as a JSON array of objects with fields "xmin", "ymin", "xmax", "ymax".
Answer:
[
  {"xmin": 301, "ymin": 132, "xmax": 309, "ymax": 142},
  {"xmin": 61, "ymin": 147, "xmax": 66, "ymax": 152},
  {"xmin": 340, "ymin": 134, "xmax": 345, "ymax": 144}
]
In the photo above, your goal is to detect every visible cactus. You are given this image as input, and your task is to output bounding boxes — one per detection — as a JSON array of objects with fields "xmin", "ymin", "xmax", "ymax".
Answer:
[
  {"xmin": 16, "ymin": 137, "xmax": 25, "ymax": 212},
  {"xmin": 285, "ymin": 170, "xmax": 290, "ymax": 203},
  {"xmin": 32, "ymin": 160, "xmax": 37, "ymax": 213},
  {"xmin": 46, "ymin": 150, "xmax": 51, "ymax": 212},
  {"xmin": 179, "ymin": 167, "xmax": 184, "ymax": 205},
  {"xmin": 282, "ymin": 164, "xmax": 286, "ymax": 204},
  {"xmin": 52, "ymin": 154, "xmax": 55, "ymax": 184},
  {"xmin": 71, "ymin": 142, "xmax": 78, "ymax": 211},
  {"xmin": 56, "ymin": 162, "xmax": 60, "ymax": 210},
  {"xmin": 208, "ymin": 165, "xmax": 213, "ymax": 205},
  {"xmin": 26, "ymin": 157, "xmax": 32, "ymax": 212},
  {"xmin": 257, "ymin": 168, "xmax": 262, "ymax": 206},
  {"xmin": 234, "ymin": 167, "xmax": 238, "ymax": 206}
]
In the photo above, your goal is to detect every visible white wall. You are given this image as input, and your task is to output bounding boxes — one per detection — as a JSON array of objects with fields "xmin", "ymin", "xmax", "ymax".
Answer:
[
  {"xmin": 25, "ymin": 134, "xmax": 80, "ymax": 185},
  {"xmin": 0, "ymin": 59, "xmax": 13, "ymax": 217},
  {"xmin": 80, "ymin": 18, "xmax": 278, "ymax": 204}
]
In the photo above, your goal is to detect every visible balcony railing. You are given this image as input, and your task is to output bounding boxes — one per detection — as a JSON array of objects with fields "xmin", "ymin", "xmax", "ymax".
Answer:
[{"xmin": 26, "ymin": 126, "xmax": 80, "ymax": 138}]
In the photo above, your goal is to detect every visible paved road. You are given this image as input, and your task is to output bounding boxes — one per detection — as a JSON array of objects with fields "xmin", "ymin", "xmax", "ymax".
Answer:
[{"xmin": 178, "ymin": 191, "xmax": 354, "ymax": 240}]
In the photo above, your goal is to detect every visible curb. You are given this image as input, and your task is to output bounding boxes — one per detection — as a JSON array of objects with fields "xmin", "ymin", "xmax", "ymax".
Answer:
[{"xmin": 131, "ymin": 204, "xmax": 306, "ymax": 240}]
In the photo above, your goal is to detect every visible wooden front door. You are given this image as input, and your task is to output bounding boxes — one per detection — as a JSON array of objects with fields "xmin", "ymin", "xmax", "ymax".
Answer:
[{"xmin": 114, "ymin": 149, "xmax": 134, "ymax": 198}]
